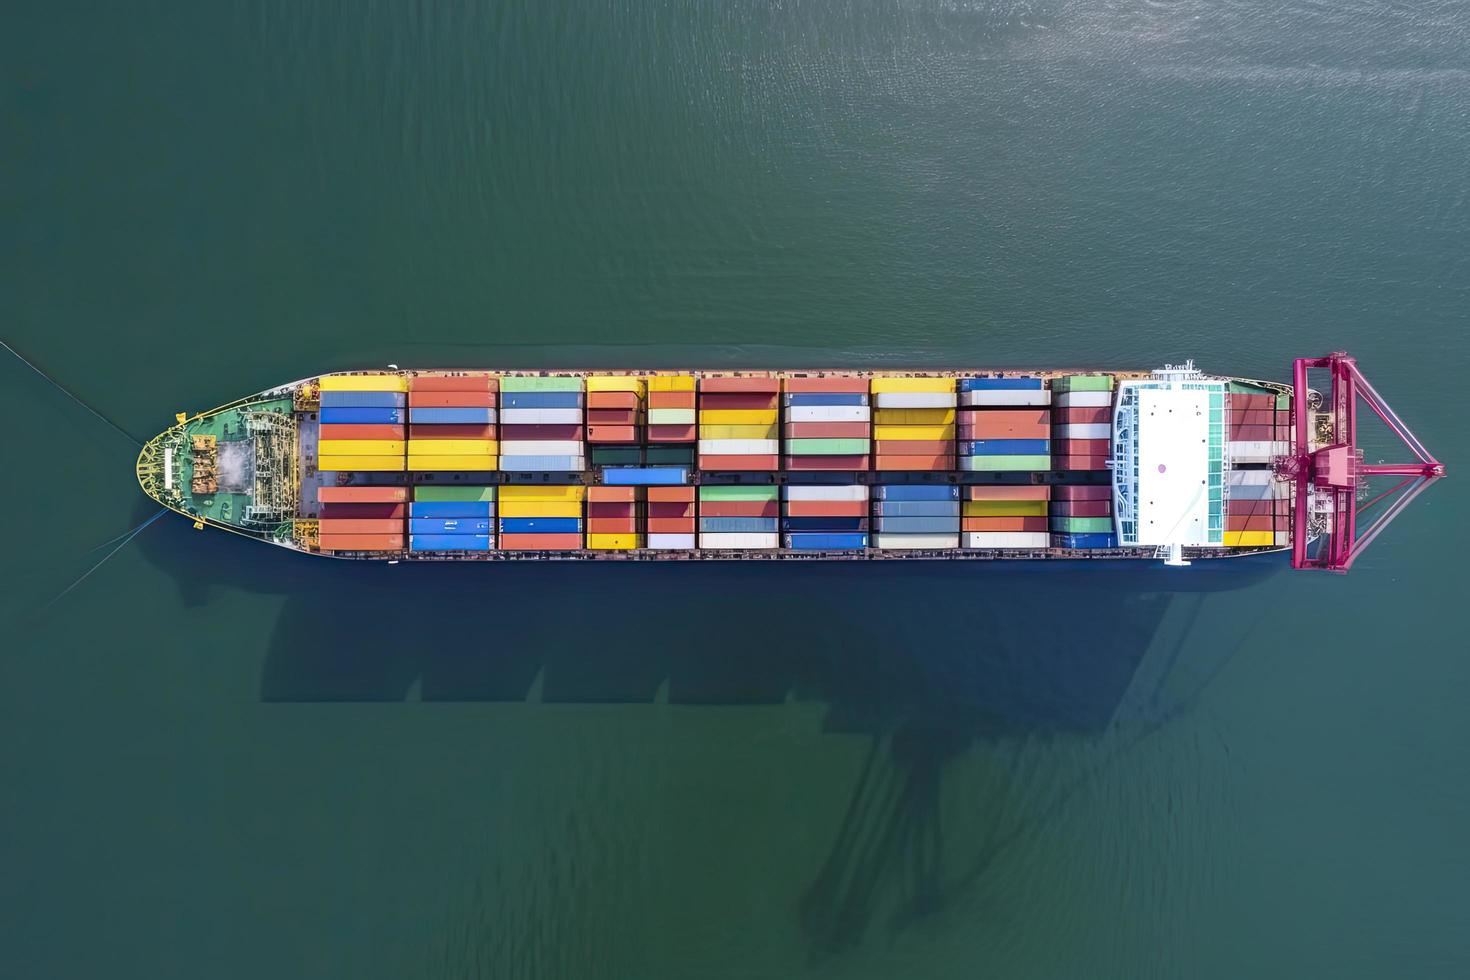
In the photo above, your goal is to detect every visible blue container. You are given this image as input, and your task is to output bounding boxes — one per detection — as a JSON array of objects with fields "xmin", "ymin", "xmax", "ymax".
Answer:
[
  {"xmin": 873, "ymin": 516, "xmax": 960, "ymax": 533},
  {"xmin": 874, "ymin": 500, "xmax": 962, "ymax": 517},
  {"xmin": 603, "ymin": 467, "xmax": 690, "ymax": 485},
  {"xmin": 409, "ymin": 407, "xmax": 495, "ymax": 424},
  {"xmin": 957, "ymin": 376, "xmax": 1043, "ymax": 391},
  {"xmin": 320, "ymin": 390, "xmax": 407, "ymax": 408},
  {"xmin": 410, "ymin": 534, "xmax": 493, "ymax": 552},
  {"xmin": 409, "ymin": 502, "xmax": 495, "ymax": 518},
  {"xmin": 785, "ymin": 532, "xmax": 868, "ymax": 550},
  {"xmin": 698, "ymin": 517, "xmax": 779, "ymax": 533},
  {"xmin": 502, "ymin": 391, "xmax": 584, "ymax": 409},
  {"xmin": 962, "ymin": 438, "xmax": 1051, "ymax": 456},
  {"xmin": 319, "ymin": 407, "xmax": 404, "ymax": 425},
  {"xmin": 498, "ymin": 455, "xmax": 584, "ymax": 471},
  {"xmin": 781, "ymin": 517, "xmax": 867, "ymax": 532},
  {"xmin": 498, "ymin": 517, "xmax": 582, "ymax": 534},
  {"xmin": 1053, "ymin": 532, "xmax": 1119, "ymax": 549},
  {"xmin": 783, "ymin": 393, "xmax": 869, "ymax": 406},
  {"xmin": 409, "ymin": 518, "xmax": 492, "ymax": 535},
  {"xmin": 873, "ymin": 484, "xmax": 960, "ymax": 501}
]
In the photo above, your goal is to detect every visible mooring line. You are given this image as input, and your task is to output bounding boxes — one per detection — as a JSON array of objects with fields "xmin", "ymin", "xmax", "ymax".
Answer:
[
  {"xmin": 1, "ymin": 338, "xmax": 142, "ymax": 447},
  {"xmin": 44, "ymin": 509, "xmax": 168, "ymax": 610}
]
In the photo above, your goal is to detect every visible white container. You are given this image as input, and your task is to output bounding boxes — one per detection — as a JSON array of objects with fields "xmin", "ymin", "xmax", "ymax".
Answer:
[
  {"xmin": 1228, "ymin": 469, "xmax": 1275, "ymax": 486},
  {"xmin": 497, "ymin": 440, "xmax": 583, "ymax": 455},
  {"xmin": 499, "ymin": 408, "xmax": 583, "ymax": 425},
  {"xmin": 697, "ymin": 532, "xmax": 778, "ymax": 549},
  {"xmin": 698, "ymin": 439, "xmax": 779, "ymax": 455},
  {"xmin": 785, "ymin": 406, "xmax": 870, "ymax": 423},
  {"xmin": 1055, "ymin": 423, "xmax": 1111, "ymax": 440},
  {"xmin": 647, "ymin": 408, "xmax": 696, "ymax": 425},
  {"xmin": 647, "ymin": 533, "xmax": 697, "ymax": 549},
  {"xmin": 1228, "ymin": 441, "xmax": 1290, "ymax": 463},
  {"xmin": 872, "ymin": 532, "xmax": 960, "ymax": 550},
  {"xmin": 959, "ymin": 390, "xmax": 1051, "ymax": 407},
  {"xmin": 783, "ymin": 484, "xmax": 869, "ymax": 501},
  {"xmin": 874, "ymin": 393, "xmax": 957, "ymax": 409},
  {"xmin": 962, "ymin": 532, "xmax": 1051, "ymax": 549},
  {"xmin": 1055, "ymin": 391, "xmax": 1112, "ymax": 408}
]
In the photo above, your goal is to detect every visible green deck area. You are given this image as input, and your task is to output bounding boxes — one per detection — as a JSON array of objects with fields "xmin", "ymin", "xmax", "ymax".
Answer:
[{"xmin": 173, "ymin": 396, "xmax": 294, "ymax": 531}]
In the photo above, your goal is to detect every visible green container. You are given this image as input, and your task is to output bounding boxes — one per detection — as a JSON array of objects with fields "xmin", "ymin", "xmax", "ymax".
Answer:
[
  {"xmin": 591, "ymin": 447, "xmax": 643, "ymax": 466},
  {"xmin": 699, "ymin": 484, "xmax": 778, "ymax": 501},
  {"xmin": 1226, "ymin": 380, "xmax": 1274, "ymax": 397},
  {"xmin": 499, "ymin": 375, "xmax": 585, "ymax": 392},
  {"xmin": 1050, "ymin": 516, "xmax": 1113, "ymax": 533},
  {"xmin": 785, "ymin": 438, "xmax": 870, "ymax": 455},
  {"xmin": 647, "ymin": 408, "xmax": 696, "ymax": 424},
  {"xmin": 1276, "ymin": 391, "xmax": 1291, "ymax": 410},
  {"xmin": 645, "ymin": 446, "xmax": 695, "ymax": 465},
  {"xmin": 960, "ymin": 455, "xmax": 1051, "ymax": 472},
  {"xmin": 414, "ymin": 485, "xmax": 496, "ymax": 501},
  {"xmin": 1053, "ymin": 374, "xmax": 1114, "ymax": 393}
]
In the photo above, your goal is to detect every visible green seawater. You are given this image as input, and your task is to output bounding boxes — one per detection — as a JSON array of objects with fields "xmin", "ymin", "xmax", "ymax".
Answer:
[{"xmin": 3, "ymin": 2, "xmax": 1468, "ymax": 977}]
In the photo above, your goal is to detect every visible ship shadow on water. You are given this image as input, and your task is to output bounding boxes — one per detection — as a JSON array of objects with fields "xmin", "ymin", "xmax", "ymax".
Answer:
[{"xmin": 134, "ymin": 496, "xmax": 1282, "ymax": 966}]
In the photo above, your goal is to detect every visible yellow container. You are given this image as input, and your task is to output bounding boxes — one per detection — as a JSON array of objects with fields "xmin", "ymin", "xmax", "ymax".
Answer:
[
  {"xmin": 698, "ymin": 409, "xmax": 780, "ymax": 425},
  {"xmin": 498, "ymin": 500, "xmax": 583, "ymax": 518},
  {"xmin": 585, "ymin": 375, "xmax": 647, "ymax": 394},
  {"xmin": 318, "ymin": 455, "xmax": 406, "ymax": 472},
  {"xmin": 587, "ymin": 533, "xmax": 641, "ymax": 550},
  {"xmin": 318, "ymin": 373, "xmax": 407, "ymax": 392},
  {"xmin": 499, "ymin": 484, "xmax": 586, "ymax": 501},
  {"xmin": 404, "ymin": 439, "xmax": 497, "ymax": 455},
  {"xmin": 406, "ymin": 454, "xmax": 498, "ymax": 471},
  {"xmin": 963, "ymin": 499, "xmax": 1048, "ymax": 517},
  {"xmin": 873, "ymin": 425, "xmax": 956, "ymax": 440},
  {"xmin": 318, "ymin": 439, "xmax": 404, "ymax": 455},
  {"xmin": 699, "ymin": 424, "xmax": 779, "ymax": 439},
  {"xmin": 1224, "ymin": 530, "xmax": 1275, "ymax": 547},
  {"xmin": 869, "ymin": 377, "xmax": 955, "ymax": 393},
  {"xmin": 873, "ymin": 409, "xmax": 956, "ymax": 425},
  {"xmin": 648, "ymin": 375, "xmax": 696, "ymax": 392}
]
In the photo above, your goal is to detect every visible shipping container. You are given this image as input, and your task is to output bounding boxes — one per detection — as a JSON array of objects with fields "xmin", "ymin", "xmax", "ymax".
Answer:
[
  {"xmin": 412, "ymin": 485, "xmax": 496, "ymax": 501},
  {"xmin": 967, "ymin": 485, "xmax": 1050, "ymax": 500},
  {"xmin": 959, "ymin": 455, "xmax": 1051, "ymax": 472},
  {"xmin": 584, "ymin": 376, "xmax": 647, "ymax": 393},
  {"xmin": 410, "ymin": 501, "xmax": 495, "ymax": 518},
  {"xmin": 962, "ymin": 532, "xmax": 1050, "ymax": 548},
  {"xmin": 961, "ymin": 517, "xmax": 1049, "ymax": 532},
  {"xmin": 405, "ymin": 455, "xmax": 498, "ymax": 471},
  {"xmin": 319, "ymin": 407, "xmax": 405, "ymax": 425},
  {"xmin": 499, "ymin": 408, "xmax": 584, "ymax": 425},
  {"xmin": 318, "ymin": 374, "xmax": 408, "ymax": 392},
  {"xmin": 409, "ymin": 407, "xmax": 496, "ymax": 424},
  {"xmin": 874, "ymin": 392, "xmax": 958, "ymax": 409},
  {"xmin": 319, "ymin": 424, "xmax": 407, "ymax": 441},
  {"xmin": 318, "ymin": 518, "xmax": 404, "ymax": 534},
  {"xmin": 498, "ymin": 533, "xmax": 583, "ymax": 550},
  {"xmin": 318, "ymin": 533, "xmax": 405, "ymax": 551},
  {"xmin": 699, "ymin": 377, "xmax": 781, "ymax": 393},
  {"xmin": 872, "ymin": 532, "xmax": 959, "ymax": 549},
  {"xmin": 874, "ymin": 500, "xmax": 962, "ymax": 517},
  {"xmin": 785, "ymin": 533, "xmax": 868, "ymax": 550},
  {"xmin": 697, "ymin": 532, "xmax": 779, "ymax": 549},
  {"xmin": 318, "ymin": 455, "xmax": 407, "ymax": 472},
  {"xmin": 959, "ymin": 389, "xmax": 1052, "ymax": 407},
  {"xmin": 499, "ymin": 376, "xmax": 584, "ymax": 392},
  {"xmin": 320, "ymin": 390, "xmax": 407, "ymax": 408},
  {"xmin": 785, "ymin": 455, "xmax": 869, "ymax": 470},
  {"xmin": 498, "ymin": 455, "xmax": 585, "ymax": 471},
  {"xmin": 408, "ymin": 391, "xmax": 497, "ymax": 408},
  {"xmin": 318, "ymin": 486, "xmax": 409, "ymax": 503},
  {"xmin": 783, "ymin": 376, "xmax": 873, "ymax": 392},
  {"xmin": 647, "ymin": 533, "xmax": 697, "ymax": 549},
  {"xmin": 603, "ymin": 467, "xmax": 689, "ymax": 485}
]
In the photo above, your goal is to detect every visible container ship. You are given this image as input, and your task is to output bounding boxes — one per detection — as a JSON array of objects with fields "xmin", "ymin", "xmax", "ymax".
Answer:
[{"xmin": 134, "ymin": 353, "xmax": 1443, "ymax": 571}]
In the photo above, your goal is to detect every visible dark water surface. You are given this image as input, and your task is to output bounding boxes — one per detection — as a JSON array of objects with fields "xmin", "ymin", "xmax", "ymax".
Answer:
[{"xmin": 4, "ymin": 2, "xmax": 1468, "ymax": 977}]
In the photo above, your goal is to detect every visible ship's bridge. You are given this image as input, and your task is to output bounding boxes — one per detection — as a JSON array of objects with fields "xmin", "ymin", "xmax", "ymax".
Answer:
[{"xmin": 1112, "ymin": 365, "xmax": 1227, "ymax": 548}]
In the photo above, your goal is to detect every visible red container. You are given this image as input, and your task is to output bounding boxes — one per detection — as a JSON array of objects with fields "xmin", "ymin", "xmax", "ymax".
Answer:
[
  {"xmin": 784, "ymin": 500, "xmax": 868, "ymax": 518},
  {"xmin": 319, "ymin": 423, "xmax": 406, "ymax": 440},
  {"xmin": 588, "ymin": 391, "xmax": 639, "ymax": 410},
  {"xmin": 698, "ymin": 454, "xmax": 779, "ymax": 470},
  {"xmin": 317, "ymin": 518, "xmax": 404, "ymax": 534},
  {"xmin": 783, "ymin": 421, "xmax": 870, "ymax": 438},
  {"xmin": 784, "ymin": 455, "xmax": 870, "ymax": 470},
  {"xmin": 874, "ymin": 439, "xmax": 954, "ymax": 455},
  {"xmin": 647, "ymin": 517, "xmax": 696, "ymax": 533},
  {"xmin": 1232, "ymin": 409, "xmax": 1275, "ymax": 427},
  {"xmin": 699, "ymin": 500, "xmax": 779, "ymax": 518},
  {"xmin": 1228, "ymin": 393, "xmax": 1274, "ymax": 411},
  {"xmin": 647, "ymin": 502, "xmax": 696, "ymax": 519},
  {"xmin": 968, "ymin": 485, "xmax": 1050, "ymax": 500},
  {"xmin": 783, "ymin": 376, "xmax": 869, "ymax": 393},
  {"xmin": 647, "ymin": 424, "xmax": 696, "ymax": 442},
  {"xmin": 1227, "ymin": 515, "xmax": 1279, "ymax": 532},
  {"xmin": 1053, "ymin": 438, "xmax": 1109, "ymax": 455},
  {"xmin": 408, "ymin": 391, "xmax": 497, "ymax": 408},
  {"xmin": 587, "ymin": 517, "xmax": 639, "ymax": 534},
  {"xmin": 318, "ymin": 486, "xmax": 408, "ymax": 503},
  {"xmin": 587, "ymin": 408, "xmax": 638, "ymax": 425},
  {"xmin": 647, "ymin": 487, "xmax": 695, "ymax": 503},
  {"xmin": 1056, "ymin": 406, "xmax": 1111, "ymax": 425},
  {"xmin": 588, "ymin": 486, "xmax": 637, "ymax": 503},
  {"xmin": 875, "ymin": 455, "xmax": 954, "ymax": 471},
  {"xmin": 409, "ymin": 424, "xmax": 496, "ymax": 439},
  {"xmin": 1230, "ymin": 425, "xmax": 1276, "ymax": 442},
  {"xmin": 1057, "ymin": 455, "xmax": 1110, "ymax": 471},
  {"xmin": 588, "ymin": 425, "xmax": 638, "ymax": 443},
  {"xmin": 498, "ymin": 424, "xmax": 583, "ymax": 441},
  {"xmin": 587, "ymin": 502, "xmax": 636, "ymax": 519},
  {"xmin": 1050, "ymin": 500, "xmax": 1112, "ymax": 517},
  {"xmin": 318, "ymin": 533, "xmax": 404, "ymax": 551},
  {"xmin": 647, "ymin": 390, "xmax": 696, "ymax": 409},
  {"xmin": 320, "ymin": 503, "xmax": 406, "ymax": 519},
  {"xmin": 409, "ymin": 373, "xmax": 496, "ymax": 391},
  {"xmin": 698, "ymin": 393, "xmax": 779, "ymax": 410},
  {"xmin": 1053, "ymin": 485, "xmax": 1110, "ymax": 501},
  {"xmin": 1228, "ymin": 497, "xmax": 1290, "ymax": 516},
  {"xmin": 699, "ymin": 377, "xmax": 780, "ymax": 393},
  {"xmin": 498, "ymin": 533, "xmax": 582, "ymax": 550},
  {"xmin": 961, "ymin": 410, "xmax": 1050, "ymax": 439},
  {"xmin": 962, "ymin": 516, "xmax": 1048, "ymax": 532}
]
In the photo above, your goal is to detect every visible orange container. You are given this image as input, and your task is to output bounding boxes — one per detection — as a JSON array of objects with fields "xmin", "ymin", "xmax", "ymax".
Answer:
[
  {"xmin": 968, "ymin": 485, "xmax": 1051, "ymax": 500},
  {"xmin": 874, "ymin": 455, "xmax": 954, "ymax": 471},
  {"xmin": 319, "ymin": 424, "xmax": 406, "ymax": 440},
  {"xmin": 700, "ymin": 376, "xmax": 780, "ymax": 393},
  {"xmin": 783, "ymin": 421, "xmax": 870, "ymax": 438},
  {"xmin": 317, "ymin": 486, "xmax": 408, "ymax": 503},
  {"xmin": 587, "ymin": 486, "xmax": 637, "ymax": 503},
  {"xmin": 409, "ymin": 373, "xmax": 496, "ymax": 391},
  {"xmin": 647, "ymin": 390, "xmax": 696, "ymax": 409},
  {"xmin": 318, "ymin": 533, "xmax": 404, "ymax": 551},
  {"xmin": 874, "ymin": 439, "xmax": 954, "ymax": 455},
  {"xmin": 962, "ymin": 410, "xmax": 1051, "ymax": 439},
  {"xmin": 588, "ymin": 424, "xmax": 638, "ymax": 443},
  {"xmin": 408, "ymin": 391, "xmax": 496, "ymax": 408},
  {"xmin": 962, "ymin": 516, "xmax": 1048, "ymax": 532},
  {"xmin": 498, "ymin": 533, "xmax": 582, "ymax": 550},
  {"xmin": 784, "ymin": 500, "xmax": 867, "ymax": 518},
  {"xmin": 647, "ymin": 517, "xmax": 696, "ymax": 533},
  {"xmin": 784, "ymin": 456, "xmax": 869, "ymax": 471},
  {"xmin": 588, "ymin": 391, "xmax": 639, "ymax": 409},
  {"xmin": 699, "ymin": 500, "xmax": 779, "ymax": 518},
  {"xmin": 1056, "ymin": 406, "xmax": 1111, "ymax": 425},
  {"xmin": 647, "ymin": 424, "xmax": 696, "ymax": 441},
  {"xmin": 783, "ymin": 376, "xmax": 869, "ymax": 393},
  {"xmin": 1057, "ymin": 455, "xmax": 1110, "ymax": 471},
  {"xmin": 317, "ymin": 518, "xmax": 405, "ymax": 534},
  {"xmin": 588, "ymin": 517, "xmax": 638, "ymax": 534},
  {"xmin": 647, "ymin": 487, "xmax": 695, "ymax": 503},
  {"xmin": 698, "ymin": 393, "xmax": 779, "ymax": 410},
  {"xmin": 587, "ymin": 408, "xmax": 638, "ymax": 425},
  {"xmin": 408, "ymin": 424, "xmax": 496, "ymax": 439},
  {"xmin": 698, "ymin": 454, "xmax": 779, "ymax": 471}
]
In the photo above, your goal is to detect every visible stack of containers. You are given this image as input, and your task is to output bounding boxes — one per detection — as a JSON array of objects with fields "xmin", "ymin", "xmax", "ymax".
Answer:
[
  {"xmin": 1225, "ymin": 388, "xmax": 1290, "ymax": 465},
  {"xmin": 871, "ymin": 485, "xmax": 961, "ymax": 549},
  {"xmin": 586, "ymin": 485, "xmax": 641, "ymax": 550},
  {"xmin": 409, "ymin": 485, "xmax": 495, "ymax": 552},
  {"xmin": 1051, "ymin": 375, "xmax": 1114, "ymax": 472},
  {"xmin": 782, "ymin": 377, "xmax": 871, "ymax": 471},
  {"xmin": 497, "ymin": 485, "xmax": 584, "ymax": 550},
  {"xmin": 316, "ymin": 485, "xmax": 406, "ymax": 552},
  {"xmin": 646, "ymin": 486, "xmax": 696, "ymax": 549},
  {"xmin": 962, "ymin": 486, "xmax": 1050, "ymax": 549},
  {"xmin": 586, "ymin": 376, "xmax": 645, "ymax": 468},
  {"xmin": 1225, "ymin": 470, "xmax": 1286, "ymax": 547},
  {"xmin": 698, "ymin": 485, "xmax": 779, "ymax": 549},
  {"xmin": 317, "ymin": 374, "xmax": 408, "ymax": 473},
  {"xmin": 698, "ymin": 377, "xmax": 780, "ymax": 471},
  {"xmin": 499, "ymin": 376, "xmax": 585, "ymax": 472},
  {"xmin": 782, "ymin": 484, "xmax": 869, "ymax": 550},
  {"xmin": 957, "ymin": 377, "xmax": 1051, "ymax": 473},
  {"xmin": 645, "ymin": 375, "xmax": 697, "ymax": 470},
  {"xmin": 406, "ymin": 373, "xmax": 498, "ymax": 472},
  {"xmin": 871, "ymin": 378, "xmax": 957, "ymax": 472},
  {"xmin": 1047, "ymin": 485, "xmax": 1115, "ymax": 549}
]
